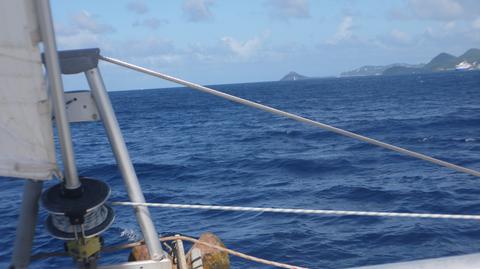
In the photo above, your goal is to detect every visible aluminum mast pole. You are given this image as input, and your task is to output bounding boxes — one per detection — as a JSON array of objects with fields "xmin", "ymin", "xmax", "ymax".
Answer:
[
  {"xmin": 35, "ymin": 0, "xmax": 80, "ymax": 189},
  {"xmin": 10, "ymin": 180, "xmax": 43, "ymax": 269},
  {"xmin": 85, "ymin": 68, "xmax": 164, "ymax": 260}
]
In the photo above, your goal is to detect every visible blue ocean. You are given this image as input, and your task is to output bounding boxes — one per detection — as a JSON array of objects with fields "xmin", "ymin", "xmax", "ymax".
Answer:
[{"xmin": 1, "ymin": 71, "xmax": 480, "ymax": 268}]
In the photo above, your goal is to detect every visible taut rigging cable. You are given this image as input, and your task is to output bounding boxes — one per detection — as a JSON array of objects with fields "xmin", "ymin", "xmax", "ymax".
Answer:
[
  {"xmin": 111, "ymin": 201, "xmax": 480, "ymax": 221},
  {"xmin": 99, "ymin": 55, "xmax": 480, "ymax": 178}
]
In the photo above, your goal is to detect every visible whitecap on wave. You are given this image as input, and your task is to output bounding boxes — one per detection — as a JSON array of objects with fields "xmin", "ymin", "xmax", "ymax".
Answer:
[{"xmin": 120, "ymin": 228, "xmax": 140, "ymax": 241}]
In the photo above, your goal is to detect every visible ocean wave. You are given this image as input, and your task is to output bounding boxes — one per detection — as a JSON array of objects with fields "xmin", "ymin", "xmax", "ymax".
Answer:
[{"xmin": 234, "ymin": 157, "xmax": 357, "ymax": 175}]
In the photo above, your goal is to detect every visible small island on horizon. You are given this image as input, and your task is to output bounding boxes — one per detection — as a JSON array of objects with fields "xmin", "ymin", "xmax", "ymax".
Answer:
[
  {"xmin": 280, "ymin": 48, "xmax": 480, "ymax": 81},
  {"xmin": 280, "ymin": 71, "xmax": 309, "ymax": 81}
]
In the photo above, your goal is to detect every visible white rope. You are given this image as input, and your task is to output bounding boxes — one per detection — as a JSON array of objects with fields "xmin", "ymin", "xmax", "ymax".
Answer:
[
  {"xmin": 111, "ymin": 201, "xmax": 480, "ymax": 221},
  {"xmin": 161, "ymin": 235, "xmax": 308, "ymax": 269},
  {"xmin": 31, "ymin": 234, "xmax": 308, "ymax": 268},
  {"xmin": 100, "ymin": 55, "xmax": 480, "ymax": 178}
]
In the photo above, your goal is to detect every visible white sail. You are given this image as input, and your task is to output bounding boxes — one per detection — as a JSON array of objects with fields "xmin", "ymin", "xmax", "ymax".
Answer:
[{"xmin": 0, "ymin": 0, "xmax": 56, "ymax": 180}]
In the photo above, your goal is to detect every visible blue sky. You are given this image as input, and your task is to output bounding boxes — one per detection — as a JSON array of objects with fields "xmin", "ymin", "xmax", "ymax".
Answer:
[{"xmin": 50, "ymin": 0, "xmax": 480, "ymax": 91}]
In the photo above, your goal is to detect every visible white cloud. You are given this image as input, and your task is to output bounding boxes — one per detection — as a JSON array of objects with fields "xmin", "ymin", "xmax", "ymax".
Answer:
[
  {"xmin": 132, "ymin": 18, "xmax": 168, "ymax": 30},
  {"xmin": 326, "ymin": 16, "xmax": 354, "ymax": 45},
  {"xmin": 182, "ymin": 0, "xmax": 215, "ymax": 22},
  {"xmin": 386, "ymin": 0, "xmax": 480, "ymax": 49},
  {"xmin": 106, "ymin": 36, "xmax": 182, "ymax": 68},
  {"xmin": 422, "ymin": 20, "xmax": 472, "ymax": 40},
  {"xmin": 266, "ymin": 0, "xmax": 310, "ymax": 20},
  {"xmin": 417, "ymin": 21, "xmax": 480, "ymax": 51},
  {"xmin": 55, "ymin": 11, "xmax": 115, "ymax": 50},
  {"xmin": 56, "ymin": 30, "xmax": 101, "ymax": 50},
  {"xmin": 137, "ymin": 54, "xmax": 183, "ymax": 66},
  {"xmin": 183, "ymin": 43, "xmax": 216, "ymax": 63},
  {"xmin": 126, "ymin": 0, "xmax": 149, "ymax": 15},
  {"xmin": 71, "ymin": 10, "xmax": 115, "ymax": 34},
  {"xmin": 178, "ymin": 31, "xmax": 291, "ymax": 65},
  {"xmin": 221, "ymin": 36, "xmax": 263, "ymax": 60}
]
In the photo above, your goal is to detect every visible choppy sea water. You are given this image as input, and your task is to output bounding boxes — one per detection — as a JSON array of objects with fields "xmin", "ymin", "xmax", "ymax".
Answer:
[{"xmin": 1, "ymin": 71, "xmax": 480, "ymax": 268}]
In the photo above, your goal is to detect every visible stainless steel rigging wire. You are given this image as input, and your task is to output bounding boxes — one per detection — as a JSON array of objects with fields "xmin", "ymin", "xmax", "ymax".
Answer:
[{"xmin": 100, "ymin": 55, "xmax": 480, "ymax": 178}]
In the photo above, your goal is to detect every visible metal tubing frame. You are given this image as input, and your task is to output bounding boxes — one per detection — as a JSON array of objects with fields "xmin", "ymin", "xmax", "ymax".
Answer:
[
  {"xmin": 174, "ymin": 236, "xmax": 188, "ymax": 269},
  {"xmin": 35, "ymin": 0, "xmax": 80, "ymax": 189},
  {"xmin": 10, "ymin": 180, "xmax": 43, "ymax": 269},
  {"xmin": 85, "ymin": 68, "xmax": 164, "ymax": 260}
]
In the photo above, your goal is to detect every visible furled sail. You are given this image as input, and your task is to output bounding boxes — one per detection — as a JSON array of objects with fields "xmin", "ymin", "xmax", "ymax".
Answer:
[{"xmin": 0, "ymin": 0, "xmax": 56, "ymax": 180}]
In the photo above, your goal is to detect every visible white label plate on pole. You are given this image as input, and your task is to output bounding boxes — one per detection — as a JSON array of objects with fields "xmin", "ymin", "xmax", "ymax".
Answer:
[{"xmin": 65, "ymin": 90, "xmax": 101, "ymax": 123}]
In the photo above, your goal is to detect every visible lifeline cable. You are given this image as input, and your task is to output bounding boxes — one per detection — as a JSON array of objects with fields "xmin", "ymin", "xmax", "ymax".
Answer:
[
  {"xmin": 99, "ymin": 55, "xmax": 480, "ymax": 178},
  {"xmin": 111, "ymin": 201, "xmax": 480, "ymax": 221}
]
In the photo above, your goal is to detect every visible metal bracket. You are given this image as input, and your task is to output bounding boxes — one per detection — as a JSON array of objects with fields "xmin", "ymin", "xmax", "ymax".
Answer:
[
  {"xmin": 65, "ymin": 236, "xmax": 102, "ymax": 261},
  {"xmin": 46, "ymin": 48, "xmax": 100, "ymax": 75},
  {"xmin": 64, "ymin": 91, "xmax": 100, "ymax": 123}
]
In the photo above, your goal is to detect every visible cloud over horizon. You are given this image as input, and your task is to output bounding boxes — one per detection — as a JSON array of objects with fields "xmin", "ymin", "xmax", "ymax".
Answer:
[
  {"xmin": 55, "ymin": 10, "xmax": 115, "ymax": 50},
  {"xmin": 325, "ymin": 16, "xmax": 354, "ymax": 45},
  {"xmin": 70, "ymin": 10, "xmax": 115, "ymax": 34},
  {"xmin": 51, "ymin": 1, "xmax": 480, "ymax": 90},
  {"xmin": 221, "ymin": 35, "xmax": 264, "ymax": 61}
]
